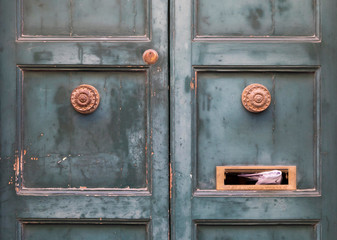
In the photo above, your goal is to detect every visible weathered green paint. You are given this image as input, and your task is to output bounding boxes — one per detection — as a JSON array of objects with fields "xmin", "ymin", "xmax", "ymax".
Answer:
[
  {"xmin": 2, "ymin": 0, "xmax": 337, "ymax": 239},
  {"xmin": 22, "ymin": 70, "xmax": 148, "ymax": 189},
  {"xmin": 196, "ymin": 70, "xmax": 317, "ymax": 190},
  {"xmin": 171, "ymin": 0, "xmax": 337, "ymax": 240},
  {"xmin": 22, "ymin": 221, "xmax": 148, "ymax": 240},
  {"xmin": 1, "ymin": 0, "xmax": 168, "ymax": 239},
  {"xmin": 21, "ymin": 0, "xmax": 149, "ymax": 39},
  {"xmin": 195, "ymin": 0, "xmax": 318, "ymax": 38},
  {"xmin": 196, "ymin": 223, "xmax": 318, "ymax": 240}
]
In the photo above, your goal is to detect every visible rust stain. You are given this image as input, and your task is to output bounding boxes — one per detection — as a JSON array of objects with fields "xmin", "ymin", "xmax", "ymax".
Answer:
[
  {"xmin": 13, "ymin": 156, "xmax": 18, "ymax": 173},
  {"xmin": 169, "ymin": 163, "xmax": 172, "ymax": 199},
  {"xmin": 79, "ymin": 186, "xmax": 87, "ymax": 189},
  {"xmin": 30, "ymin": 157, "xmax": 38, "ymax": 161},
  {"xmin": 14, "ymin": 154, "xmax": 20, "ymax": 192},
  {"xmin": 23, "ymin": 150, "xmax": 27, "ymax": 155},
  {"xmin": 8, "ymin": 176, "xmax": 14, "ymax": 185},
  {"xmin": 194, "ymin": 74, "xmax": 198, "ymax": 96}
]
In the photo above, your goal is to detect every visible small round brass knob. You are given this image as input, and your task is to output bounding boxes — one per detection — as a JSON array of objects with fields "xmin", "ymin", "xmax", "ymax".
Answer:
[
  {"xmin": 71, "ymin": 84, "xmax": 100, "ymax": 114},
  {"xmin": 143, "ymin": 49, "xmax": 159, "ymax": 64},
  {"xmin": 241, "ymin": 83, "xmax": 271, "ymax": 113}
]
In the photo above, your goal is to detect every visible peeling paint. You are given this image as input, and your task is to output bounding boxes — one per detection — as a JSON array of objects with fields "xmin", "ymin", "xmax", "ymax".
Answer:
[
  {"xmin": 190, "ymin": 81, "xmax": 194, "ymax": 90},
  {"xmin": 8, "ymin": 176, "xmax": 14, "ymax": 185},
  {"xmin": 57, "ymin": 157, "xmax": 67, "ymax": 164},
  {"xmin": 14, "ymin": 154, "xmax": 20, "ymax": 192}
]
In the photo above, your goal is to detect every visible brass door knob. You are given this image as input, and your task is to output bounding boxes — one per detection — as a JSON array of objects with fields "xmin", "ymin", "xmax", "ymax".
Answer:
[
  {"xmin": 241, "ymin": 83, "xmax": 271, "ymax": 113},
  {"xmin": 71, "ymin": 84, "xmax": 100, "ymax": 114},
  {"xmin": 143, "ymin": 49, "xmax": 159, "ymax": 64}
]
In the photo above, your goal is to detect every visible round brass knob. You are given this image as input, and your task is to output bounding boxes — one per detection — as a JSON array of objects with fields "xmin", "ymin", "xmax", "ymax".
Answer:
[
  {"xmin": 241, "ymin": 83, "xmax": 271, "ymax": 113},
  {"xmin": 71, "ymin": 84, "xmax": 100, "ymax": 114},
  {"xmin": 143, "ymin": 49, "xmax": 159, "ymax": 64}
]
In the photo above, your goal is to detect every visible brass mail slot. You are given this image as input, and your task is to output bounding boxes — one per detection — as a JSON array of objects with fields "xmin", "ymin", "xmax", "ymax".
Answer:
[{"xmin": 216, "ymin": 166, "xmax": 296, "ymax": 191}]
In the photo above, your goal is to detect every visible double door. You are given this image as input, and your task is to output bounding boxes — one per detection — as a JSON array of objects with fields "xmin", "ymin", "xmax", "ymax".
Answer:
[{"xmin": 1, "ymin": 0, "xmax": 337, "ymax": 239}]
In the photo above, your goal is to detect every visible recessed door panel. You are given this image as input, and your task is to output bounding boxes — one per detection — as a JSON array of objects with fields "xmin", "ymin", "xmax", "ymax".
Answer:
[
  {"xmin": 196, "ymin": 223, "xmax": 318, "ymax": 240},
  {"xmin": 195, "ymin": 70, "xmax": 318, "ymax": 190},
  {"xmin": 21, "ymin": 69, "xmax": 149, "ymax": 189},
  {"xmin": 22, "ymin": 222, "xmax": 148, "ymax": 240},
  {"xmin": 20, "ymin": 0, "xmax": 149, "ymax": 40},
  {"xmin": 194, "ymin": 0, "xmax": 319, "ymax": 40}
]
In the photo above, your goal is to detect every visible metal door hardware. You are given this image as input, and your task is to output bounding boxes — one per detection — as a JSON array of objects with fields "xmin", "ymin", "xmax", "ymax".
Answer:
[
  {"xmin": 143, "ymin": 49, "xmax": 159, "ymax": 64},
  {"xmin": 216, "ymin": 166, "xmax": 296, "ymax": 191},
  {"xmin": 71, "ymin": 84, "xmax": 100, "ymax": 114},
  {"xmin": 241, "ymin": 83, "xmax": 271, "ymax": 113}
]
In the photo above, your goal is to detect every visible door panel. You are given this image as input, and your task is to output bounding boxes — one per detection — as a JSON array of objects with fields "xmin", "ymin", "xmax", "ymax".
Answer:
[
  {"xmin": 196, "ymin": 70, "xmax": 318, "ymax": 191},
  {"xmin": 195, "ymin": 0, "xmax": 318, "ymax": 39},
  {"xmin": 194, "ymin": 0, "xmax": 319, "ymax": 38},
  {"xmin": 1, "ymin": 0, "xmax": 168, "ymax": 239},
  {"xmin": 20, "ymin": 0, "xmax": 149, "ymax": 40},
  {"xmin": 171, "ymin": 0, "xmax": 337, "ymax": 240},
  {"xmin": 22, "ymin": 221, "xmax": 149, "ymax": 240},
  {"xmin": 21, "ymin": 69, "xmax": 149, "ymax": 189},
  {"xmin": 196, "ymin": 223, "xmax": 318, "ymax": 240}
]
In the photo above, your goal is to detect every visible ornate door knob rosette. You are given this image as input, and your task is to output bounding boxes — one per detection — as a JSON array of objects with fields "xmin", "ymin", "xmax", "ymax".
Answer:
[
  {"xmin": 241, "ymin": 83, "xmax": 271, "ymax": 113},
  {"xmin": 71, "ymin": 84, "xmax": 100, "ymax": 114}
]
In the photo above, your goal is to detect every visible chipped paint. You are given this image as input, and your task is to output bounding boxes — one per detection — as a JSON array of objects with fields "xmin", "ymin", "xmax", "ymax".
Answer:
[
  {"xmin": 57, "ymin": 157, "xmax": 67, "ymax": 164},
  {"xmin": 1, "ymin": 0, "xmax": 169, "ymax": 238},
  {"xmin": 14, "ymin": 154, "xmax": 20, "ymax": 192},
  {"xmin": 8, "ymin": 176, "xmax": 14, "ymax": 185},
  {"xmin": 190, "ymin": 81, "xmax": 194, "ymax": 90}
]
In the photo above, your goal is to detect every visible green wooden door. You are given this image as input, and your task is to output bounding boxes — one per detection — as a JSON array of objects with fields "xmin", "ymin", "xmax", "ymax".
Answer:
[
  {"xmin": 2, "ymin": 0, "xmax": 337, "ymax": 239},
  {"xmin": 0, "ymin": 0, "xmax": 168, "ymax": 239},
  {"xmin": 171, "ymin": 0, "xmax": 337, "ymax": 239}
]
